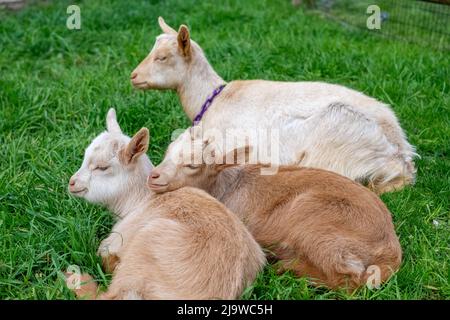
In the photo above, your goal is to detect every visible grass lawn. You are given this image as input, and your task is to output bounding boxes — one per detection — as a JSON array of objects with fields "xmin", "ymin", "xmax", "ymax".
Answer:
[
  {"xmin": 0, "ymin": 0, "xmax": 449, "ymax": 300},
  {"xmin": 315, "ymin": 0, "xmax": 450, "ymax": 51}
]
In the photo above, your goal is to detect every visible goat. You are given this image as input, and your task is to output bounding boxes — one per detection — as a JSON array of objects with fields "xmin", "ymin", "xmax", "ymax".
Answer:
[
  {"xmin": 149, "ymin": 128, "xmax": 402, "ymax": 290},
  {"xmin": 67, "ymin": 109, "xmax": 265, "ymax": 299},
  {"xmin": 130, "ymin": 17, "xmax": 416, "ymax": 194}
]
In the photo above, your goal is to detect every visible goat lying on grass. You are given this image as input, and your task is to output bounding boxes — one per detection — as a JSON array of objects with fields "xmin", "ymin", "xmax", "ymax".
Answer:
[
  {"xmin": 131, "ymin": 17, "xmax": 416, "ymax": 194},
  {"xmin": 67, "ymin": 109, "xmax": 265, "ymax": 299},
  {"xmin": 149, "ymin": 128, "xmax": 402, "ymax": 290}
]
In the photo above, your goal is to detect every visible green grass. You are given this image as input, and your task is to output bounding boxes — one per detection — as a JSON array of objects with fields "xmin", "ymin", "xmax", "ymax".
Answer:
[
  {"xmin": 0, "ymin": 0, "xmax": 449, "ymax": 300},
  {"xmin": 314, "ymin": 0, "xmax": 450, "ymax": 51}
]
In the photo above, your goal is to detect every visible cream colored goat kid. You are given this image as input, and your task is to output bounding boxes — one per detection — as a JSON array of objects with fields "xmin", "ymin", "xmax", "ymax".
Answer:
[
  {"xmin": 67, "ymin": 109, "xmax": 265, "ymax": 300},
  {"xmin": 131, "ymin": 17, "xmax": 416, "ymax": 194},
  {"xmin": 149, "ymin": 129, "xmax": 402, "ymax": 290}
]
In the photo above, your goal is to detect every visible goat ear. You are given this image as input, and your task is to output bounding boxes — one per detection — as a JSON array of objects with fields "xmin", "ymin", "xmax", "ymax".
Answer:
[
  {"xmin": 106, "ymin": 108, "xmax": 122, "ymax": 134},
  {"xmin": 121, "ymin": 128, "xmax": 150, "ymax": 164},
  {"xmin": 215, "ymin": 145, "xmax": 253, "ymax": 171},
  {"xmin": 158, "ymin": 16, "xmax": 177, "ymax": 35},
  {"xmin": 177, "ymin": 25, "xmax": 191, "ymax": 57}
]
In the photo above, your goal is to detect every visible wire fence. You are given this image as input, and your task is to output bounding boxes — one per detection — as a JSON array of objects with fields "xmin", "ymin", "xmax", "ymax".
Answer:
[
  {"xmin": 303, "ymin": 0, "xmax": 450, "ymax": 51},
  {"xmin": 0, "ymin": 0, "xmax": 26, "ymax": 11}
]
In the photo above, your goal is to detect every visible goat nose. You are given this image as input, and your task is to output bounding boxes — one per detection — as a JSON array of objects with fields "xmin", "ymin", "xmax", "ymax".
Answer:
[
  {"xmin": 69, "ymin": 177, "xmax": 76, "ymax": 186},
  {"xmin": 130, "ymin": 72, "xmax": 138, "ymax": 80},
  {"xmin": 151, "ymin": 172, "xmax": 160, "ymax": 180}
]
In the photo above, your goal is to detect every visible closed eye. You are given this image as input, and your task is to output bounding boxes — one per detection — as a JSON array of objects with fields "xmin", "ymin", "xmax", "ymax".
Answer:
[
  {"xmin": 185, "ymin": 164, "xmax": 200, "ymax": 170},
  {"xmin": 156, "ymin": 56, "xmax": 167, "ymax": 62},
  {"xmin": 95, "ymin": 166, "xmax": 110, "ymax": 171}
]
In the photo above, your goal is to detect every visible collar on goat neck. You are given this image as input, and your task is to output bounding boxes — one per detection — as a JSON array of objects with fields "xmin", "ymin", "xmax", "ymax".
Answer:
[
  {"xmin": 177, "ymin": 57, "xmax": 226, "ymax": 121},
  {"xmin": 192, "ymin": 84, "xmax": 226, "ymax": 125}
]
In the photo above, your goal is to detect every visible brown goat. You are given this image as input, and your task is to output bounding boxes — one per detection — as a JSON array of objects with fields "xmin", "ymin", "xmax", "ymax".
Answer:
[{"xmin": 150, "ymin": 133, "xmax": 402, "ymax": 290}]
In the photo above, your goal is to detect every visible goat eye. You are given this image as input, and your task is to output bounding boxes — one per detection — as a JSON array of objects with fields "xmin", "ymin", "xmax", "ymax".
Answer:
[
  {"xmin": 185, "ymin": 164, "xmax": 200, "ymax": 170},
  {"xmin": 157, "ymin": 56, "xmax": 167, "ymax": 62},
  {"xmin": 95, "ymin": 166, "xmax": 109, "ymax": 171}
]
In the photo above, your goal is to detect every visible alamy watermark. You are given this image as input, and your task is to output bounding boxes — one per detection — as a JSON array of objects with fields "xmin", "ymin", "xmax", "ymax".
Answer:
[
  {"xmin": 366, "ymin": 265, "xmax": 382, "ymax": 290},
  {"xmin": 170, "ymin": 125, "xmax": 282, "ymax": 175},
  {"xmin": 66, "ymin": 5, "xmax": 81, "ymax": 30},
  {"xmin": 65, "ymin": 264, "xmax": 81, "ymax": 290},
  {"xmin": 367, "ymin": 5, "xmax": 381, "ymax": 30}
]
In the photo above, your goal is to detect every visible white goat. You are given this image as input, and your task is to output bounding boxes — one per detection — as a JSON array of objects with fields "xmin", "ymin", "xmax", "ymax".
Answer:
[
  {"xmin": 130, "ymin": 17, "xmax": 416, "ymax": 193},
  {"xmin": 67, "ymin": 109, "xmax": 265, "ymax": 300}
]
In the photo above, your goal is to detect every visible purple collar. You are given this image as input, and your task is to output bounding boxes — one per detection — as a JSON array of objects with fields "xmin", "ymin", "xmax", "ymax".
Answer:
[{"xmin": 192, "ymin": 84, "xmax": 226, "ymax": 125}]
